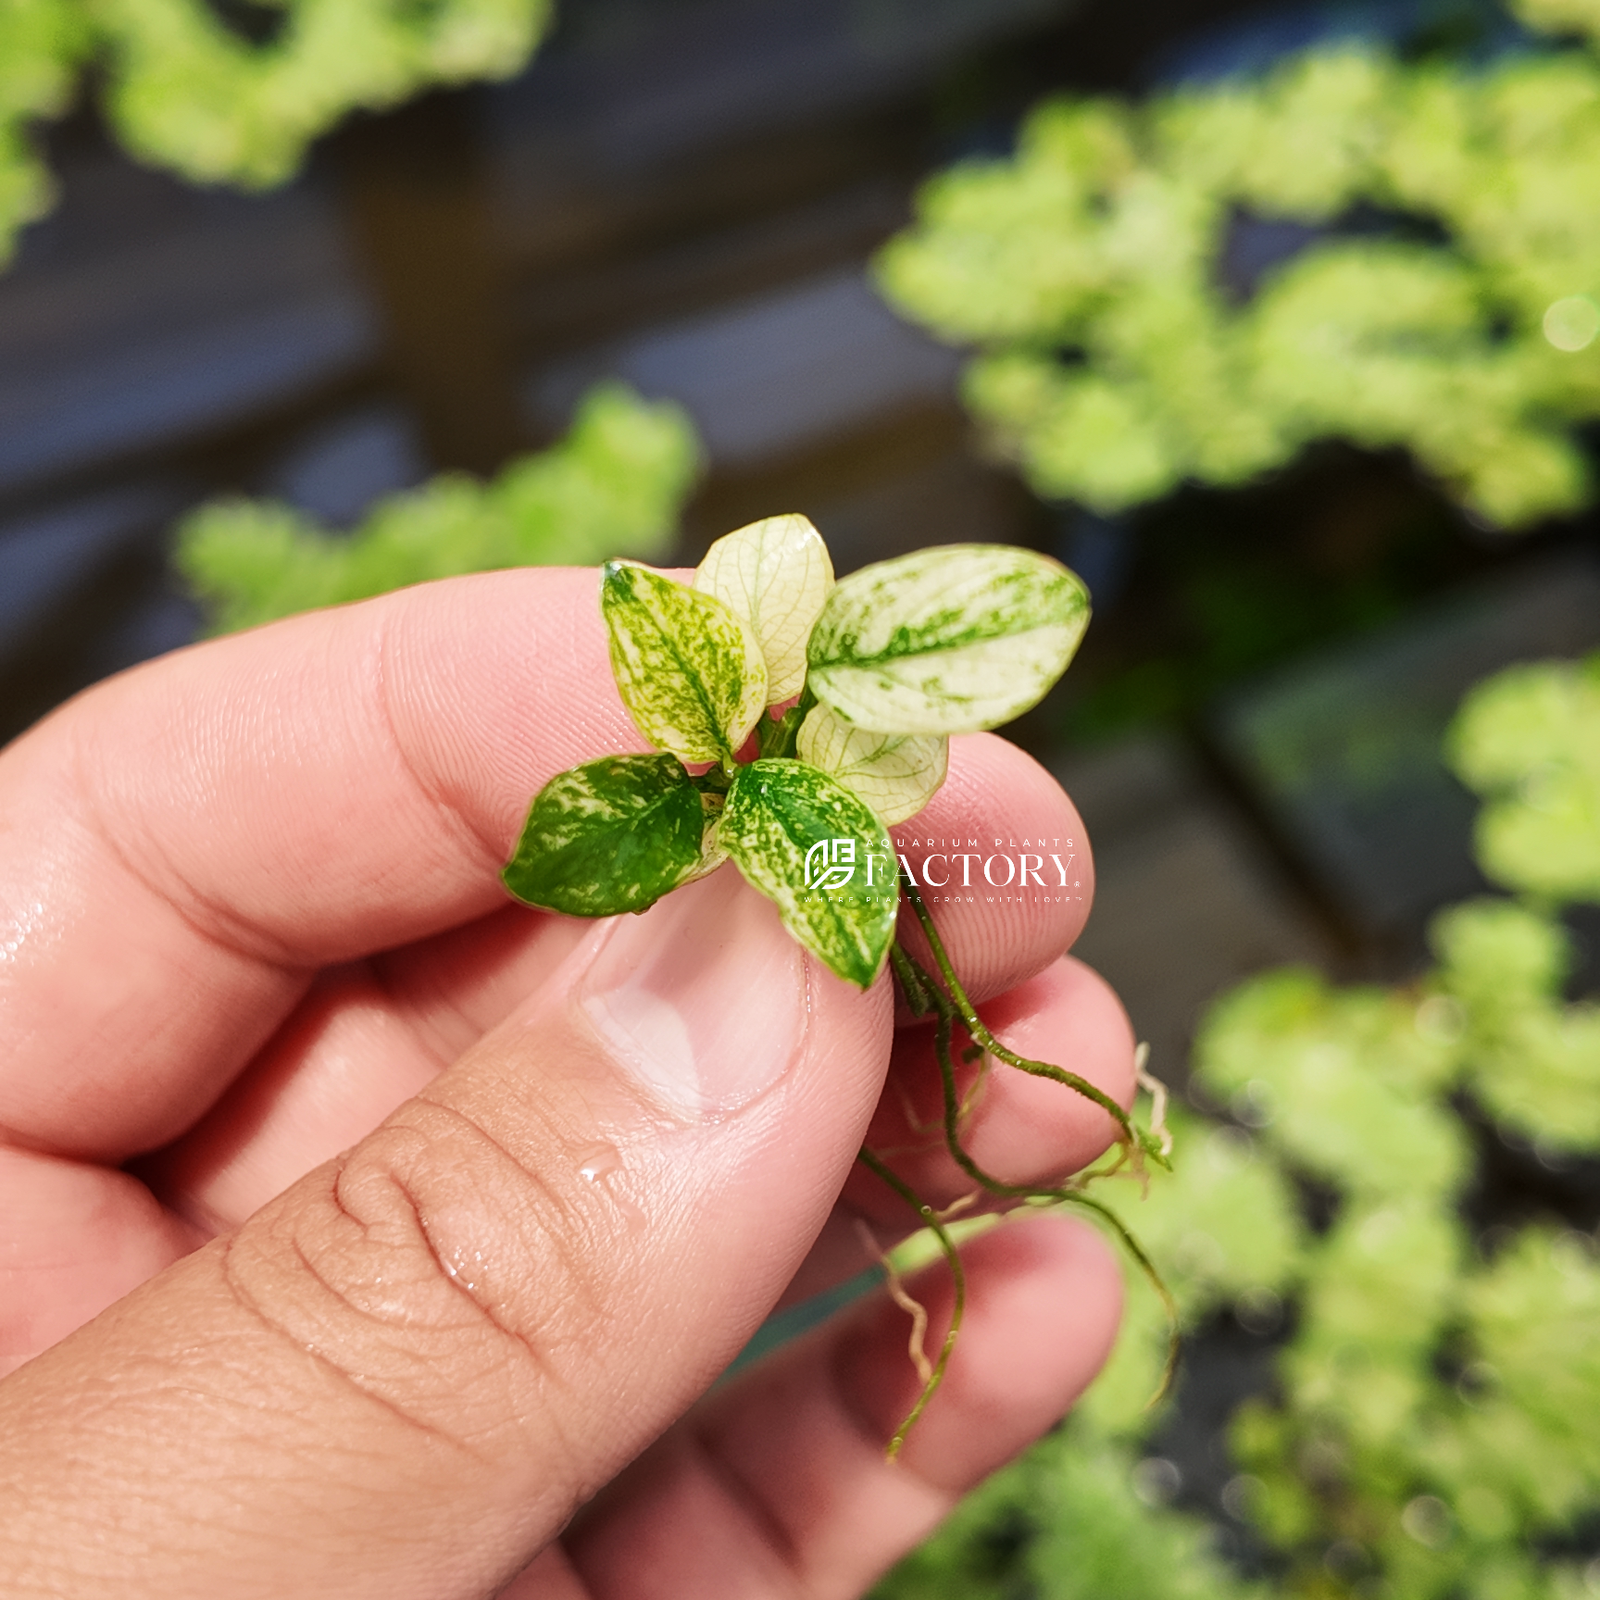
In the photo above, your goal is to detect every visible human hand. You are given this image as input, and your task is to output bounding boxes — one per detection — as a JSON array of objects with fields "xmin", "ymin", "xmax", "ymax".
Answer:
[{"xmin": 0, "ymin": 568, "xmax": 1134, "ymax": 1599}]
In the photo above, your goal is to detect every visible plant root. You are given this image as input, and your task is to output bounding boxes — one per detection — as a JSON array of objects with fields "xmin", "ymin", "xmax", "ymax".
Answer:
[
  {"xmin": 857, "ymin": 1219, "xmax": 934, "ymax": 1385},
  {"xmin": 860, "ymin": 888, "xmax": 1180, "ymax": 1455},
  {"xmin": 856, "ymin": 1146, "xmax": 966, "ymax": 1462}
]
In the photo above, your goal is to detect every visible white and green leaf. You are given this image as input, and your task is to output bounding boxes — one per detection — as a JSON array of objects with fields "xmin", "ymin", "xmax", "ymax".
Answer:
[
  {"xmin": 601, "ymin": 560, "xmax": 768, "ymax": 763},
  {"xmin": 722, "ymin": 758, "xmax": 898, "ymax": 988},
  {"xmin": 694, "ymin": 512, "xmax": 834, "ymax": 703},
  {"xmin": 806, "ymin": 544, "xmax": 1090, "ymax": 733},
  {"xmin": 502, "ymin": 754, "xmax": 704, "ymax": 916},
  {"xmin": 796, "ymin": 703, "xmax": 948, "ymax": 825}
]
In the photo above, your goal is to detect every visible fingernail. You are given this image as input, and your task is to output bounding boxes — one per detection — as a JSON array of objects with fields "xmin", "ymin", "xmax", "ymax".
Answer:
[{"xmin": 577, "ymin": 865, "xmax": 809, "ymax": 1118}]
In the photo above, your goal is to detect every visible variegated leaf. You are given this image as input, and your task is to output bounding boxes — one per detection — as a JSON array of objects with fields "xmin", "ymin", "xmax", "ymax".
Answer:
[
  {"xmin": 796, "ymin": 703, "xmax": 948, "ymax": 825},
  {"xmin": 722, "ymin": 759, "xmax": 897, "ymax": 989},
  {"xmin": 502, "ymin": 754, "xmax": 703, "ymax": 916},
  {"xmin": 694, "ymin": 513, "xmax": 834, "ymax": 702},
  {"xmin": 601, "ymin": 560, "xmax": 768, "ymax": 763},
  {"xmin": 806, "ymin": 544, "xmax": 1089, "ymax": 734}
]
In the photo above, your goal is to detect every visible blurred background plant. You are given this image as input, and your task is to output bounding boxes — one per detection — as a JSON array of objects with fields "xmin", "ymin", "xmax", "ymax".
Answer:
[
  {"xmin": 874, "ymin": 0, "xmax": 1600, "ymax": 745},
  {"xmin": 873, "ymin": 653, "xmax": 1600, "ymax": 1600},
  {"xmin": 176, "ymin": 380, "xmax": 697, "ymax": 632},
  {"xmin": 864, "ymin": 9, "xmax": 1600, "ymax": 1593},
  {"xmin": 0, "ymin": 0, "xmax": 552, "ymax": 261},
  {"xmin": 877, "ymin": 0, "xmax": 1600, "ymax": 534},
  {"xmin": 6, "ymin": 0, "xmax": 1600, "ymax": 1593}
]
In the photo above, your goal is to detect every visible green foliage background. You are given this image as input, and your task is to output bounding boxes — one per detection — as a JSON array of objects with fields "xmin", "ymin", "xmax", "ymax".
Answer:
[
  {"xmin": 874, "ymin": 51, "xmax": 1600, "ymax": 1581},
  {"xmin": 877, "ymin": 0, "xmax": 1600, "ymax": 530},
  {"xmin": 873, "ymin": 656, "xmax": 1600, "ymax": 1600},
  {"xmin": 0, "ymin": 0, "xmax": 551, "ymax": 265},
  {"xmin": 13, "ymin": 0, "xmax": 1600, "ymax": 1586},
  {"xmin": 176, "ymin": 381, "xmax": 701, "ymax": 633}
]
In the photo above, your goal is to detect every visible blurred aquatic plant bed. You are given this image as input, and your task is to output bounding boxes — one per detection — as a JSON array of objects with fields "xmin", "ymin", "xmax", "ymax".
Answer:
[
  {"xmin": 0, "ymin": 0, "xmax": 552, "ymax": 264},
  {"xmin": 877, "ymin": 0, "xmax": 1600, "ymax": 531},
  {"xmin": 874, "ymin": 653, "xmax": 1600, "ymax": 1599},
  {"xmin": 177, "ymin": 382, "xmax": 699, "ymax": 633}
]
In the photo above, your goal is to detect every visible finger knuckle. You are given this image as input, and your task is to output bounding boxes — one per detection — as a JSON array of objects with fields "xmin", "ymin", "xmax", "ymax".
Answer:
[{"xmin": 223, "ymin": 1098, "xmax": 614, "ymax": 1466}]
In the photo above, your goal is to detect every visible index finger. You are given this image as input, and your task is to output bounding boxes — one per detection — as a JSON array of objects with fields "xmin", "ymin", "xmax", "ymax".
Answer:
[
  {"xmin": 0, "ymin": 569, "xmax": 1092, "ymax": 1163},
  {"xmin": 0, "ymin": 568, "xmax": 632, "ymax": 1160}
]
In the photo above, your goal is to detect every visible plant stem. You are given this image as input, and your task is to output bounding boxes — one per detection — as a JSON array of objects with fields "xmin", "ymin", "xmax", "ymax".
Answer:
[
  {"xmin": 1055, "ymin": 1189, "xmax": 1181, "ymax": 1404},
  {"xmin": 906, "ymin": 939, "xmax": 1179, "ymax": 1357},
  {"xmin": 756, "ymin": 686, "xmax": 815, "ymax": 760},
  {"xmin": 889, "ymin": 940, "xmax": 934, "ymax": 1016},
  {"xmin": 902, "ymin": 882, "xmax": 1168, "ymax": 1169},
  {"xmin": 692, "ymin": 766, "xmax": 732, "ymax": 796}
]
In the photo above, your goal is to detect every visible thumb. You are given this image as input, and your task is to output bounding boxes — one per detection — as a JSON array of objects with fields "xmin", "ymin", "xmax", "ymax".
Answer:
[{"xmin": 0, "ymin": 869, "xmax": 892, "ymax": 1599}]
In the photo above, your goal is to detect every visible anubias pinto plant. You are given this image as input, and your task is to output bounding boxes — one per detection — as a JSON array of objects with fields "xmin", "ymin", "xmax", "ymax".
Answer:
[
  {"xmin": 499, "ymin": 511, "xmax": 1173, "ymax": 1452},
  {"xmin": 874, "ymin": 655, "xmax": 1600, "ymax": 1600},
  {"xmin": 876, "ymin": 0, "xmax": 1600, "ymax": 531}
]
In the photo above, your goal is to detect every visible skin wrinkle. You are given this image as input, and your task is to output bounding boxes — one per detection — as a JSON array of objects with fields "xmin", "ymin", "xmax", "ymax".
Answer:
[
  {"xmin": 243, "ymin": 1160, "xmax": 589, "ymax": 1514},
  {"xmin": 276, "ymin": 1156, "xmax": 513, "ymax": 1444},
  {"xmin": 214, "ymin": 1228, "xmax": 473, "ymax": 1457},
  {"xmin": 280, "ymin": 1210, "xmax": 569, "ymax": 1506},
  {"xmin": 371, "ymin": 611, "xmax": 510, "ymax": 877},
  {"xmin": 275, "ymin": 1221, "xmax": 492, "ymax": 1352},
  {"xmin": 65, "ymin": 703, "xmax": 317, "ymax": 976},
  {"xmin": 404, "ymin": 1091, "xmax": 551, "ymax": 1201},
  {"xmin": 282, "ymin": 1228, "xmax": 506, "ymax": 1463},
  {"xmin": 333, "ymin": 1097, "xmax": 614, "ymax": 1468},
  {"xmin": 397, "ymin": 1094, "xmax": 614, "ymax": 1341},
  {"xmin": 373, "ymin": 1139, "xmax": 588, "ymax": 1406},
  {"xmin": 0, "ymin": 1114, "xmax": 74, "ymax": 1160}
]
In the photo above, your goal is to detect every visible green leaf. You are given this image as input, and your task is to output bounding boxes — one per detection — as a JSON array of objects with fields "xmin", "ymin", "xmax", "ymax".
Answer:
[
  {"xmin": 1194, "ymin": 967, "xmax": 1469, "ymax": 1201},
  {"xmin": 1434, "ymin": 899, "xmax": 1600, "ymax": 1152},
  {"xmin": 795, "ymin": 702, "xmax": 948, "ymax": 825},
  {"xmin": 806, "ymin": 544, "xmax": 1090, "ymax": 733},
  {"xmin": 1446, "ymin": 655, "xmax": 1600, "ymax": 904},
  {"xmin": 695, "ymin": 512, "xmax": 834, "ymax": 703},
  {"xmin": 601, "ymin": 561, "xmax": 768, "ymax": 763},
  {"xmin": 100, "ymin": 0, "xmax": 554, "ymax": 190},
  {"xmin": 721, "ymin": 759, "xmax": 897, "ymax": 988},
  {"xmin": 501, "ymin": 753, "xmax": 703, "ymax": 916}
]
